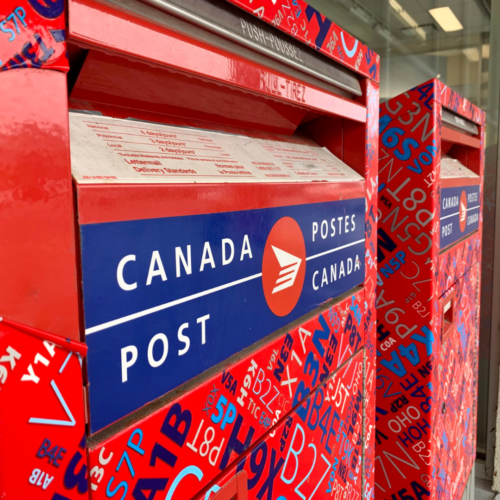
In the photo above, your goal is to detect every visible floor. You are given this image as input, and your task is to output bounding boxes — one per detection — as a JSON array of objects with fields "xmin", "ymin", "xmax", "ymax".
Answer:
[{"xmin": 472, "ymin": 462, "xmax": 498, "ymax": 500}]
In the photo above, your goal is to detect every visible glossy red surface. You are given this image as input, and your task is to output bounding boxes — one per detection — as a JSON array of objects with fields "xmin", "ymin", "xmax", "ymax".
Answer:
[
  {"xmin": 86, "ymin": 292, "xmax": 364, "ymax": 498},
  {"xmin": 441, "ymin": 177, "xmax": 481, "ymax": 188},
  {"xmin": 0, "ymin": 320, "xmax": 88, "ymax": 499},
  {"xmin": 300, "ymin": 115, "xmax": 345, "ymax": 161},
  {"xmin": 71, "ymin": 49, "xmax": 309, "ymax": 135},
  {"xmin": 379, "ymin": 79, "xmax": 485, "ymax": 126},
  {"xmin": 1, "ymin": 318, "xmax": 87, "ymax": 356},
  {"xmin": 0, "ymin": 69, "xmax": 80, "ymax": 340},
  {"xmin": 442, "ymin": 126, "xmax": 481, "ymax": 149},
  {"xmin": 0, "ymin": 3, "xmax": 380, "ymax": 498},
  {"xmin": 196, "ymin": 350, "xmax": 365, "ymax": 500},
  {"xmin": 67, "ymin": 0, "xmax": 367, "ymax": 123},
  {"xmin": 76, "ymin": 181, "xmax": 365, "ymax": 225}
]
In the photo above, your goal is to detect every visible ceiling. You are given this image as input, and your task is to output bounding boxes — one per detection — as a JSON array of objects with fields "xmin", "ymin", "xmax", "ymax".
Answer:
[
  {"xmin": 307, "ymin": 0, "xmax": 490, "ymax": 54},
  {"xmin": 306, "ymin": 0, "xmax": 491, "ymax": 102}
]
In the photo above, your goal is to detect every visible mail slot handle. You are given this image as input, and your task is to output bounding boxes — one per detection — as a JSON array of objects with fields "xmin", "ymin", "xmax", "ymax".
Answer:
[
  {"xmin": 211, "ymin": 471, "xmax": 248, "ymax": 500},
  {"xmin": 440, "ymin": 290, "xmax": 456, "ymax": 342}
]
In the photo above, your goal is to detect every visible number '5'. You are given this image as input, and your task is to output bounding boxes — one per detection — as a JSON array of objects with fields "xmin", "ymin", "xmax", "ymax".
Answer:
[
  {"xmin": 382, "ymin": 127, "xmax": 419, "ymax": 161},
  {"xmin": 211, "ymin": 395, "xmax": 237, "ymax": 430}
]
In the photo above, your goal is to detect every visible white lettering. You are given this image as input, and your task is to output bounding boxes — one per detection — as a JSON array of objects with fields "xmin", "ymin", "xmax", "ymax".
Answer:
[
  {"xmin": 200, "ymin": 242, "xmax": 216, "ymax": 272},
  {"xmin": 148, "ymin": 333, "xmax": 169, "ymax": 367},
  {"xmin": 240, "ymin": 235, "xmax": 253, "ymax": 260},
  {"xmin": 121, "ymin": 346, "xmax": 138, "ymax": 382},
  {"xmin": 117, "ymin": 255, "xmax": 137, "ymax": 291},
  {"xmin": 175, "ymin": 246, "xmax": 192, "ymax": 277},
  {"xmin": 312, "ymin": 271, "xmax": 319, "ymax": 290},
  {"xmin": 312, "ymin": 222, "xmax": 319, "ymax": 242},
  {"xmin": 197, "ymin": 314, "xmax": 210, "ymax": 345},
  {"xmin": 222, "ymin": 239, "xmax": 235, "ymax": 265},
  {"xmin": 147, "ymin": 251, "xmax": 167, "ymax": 285},
  {"xmin": 178, "ymin": 323, "xmax": 190, "ymax": 356}
]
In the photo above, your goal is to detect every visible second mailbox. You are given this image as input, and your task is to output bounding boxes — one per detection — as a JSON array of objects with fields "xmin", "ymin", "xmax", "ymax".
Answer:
[{"xmin": 376, "ymin": 79, "xmax": 484, "ymax": 499}]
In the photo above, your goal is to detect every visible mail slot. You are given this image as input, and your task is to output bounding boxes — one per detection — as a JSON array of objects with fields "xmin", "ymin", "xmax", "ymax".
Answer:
[
  {"xmin": 377, "ymin": 80, "xmax": 484, "ymax": 499},
  {"xmin": 0, "ymin": 0, "xmax": 379, "ymax": 498},
  {"xmin": 440, "ymin": 288, "xmax": 456, "ymax": 342}
]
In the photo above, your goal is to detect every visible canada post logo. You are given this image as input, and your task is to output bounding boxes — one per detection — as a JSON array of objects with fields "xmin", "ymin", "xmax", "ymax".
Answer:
[
  {"xmin": 459, "ymin": 191, "xmax": 467, "ymax": 232},
  {"xmin": 440, "ymin": 185, "xmax": 480, "ymax": 249},
  {"xmin": 262, "ymin": 217, "xmax": 306, "ymax": 316}
]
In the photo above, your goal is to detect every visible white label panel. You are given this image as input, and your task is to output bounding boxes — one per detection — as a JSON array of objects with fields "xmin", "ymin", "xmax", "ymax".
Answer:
[
  {"xmin": 440, "ymin": 156, "xmax": 479, "ymax": 179},
  {"xmin": 69, "ymin": 113, "xmax": 363, "ymax": 184}
]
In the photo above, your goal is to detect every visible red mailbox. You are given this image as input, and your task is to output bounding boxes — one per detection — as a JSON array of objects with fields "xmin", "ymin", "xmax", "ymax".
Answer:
[
  {"xmin": 1, "ymin": 0, "xmax": 379, "ymax": 498},
  {"xmin": 376, "ymin": 80, "xmax": 484, "ymax": 499}
]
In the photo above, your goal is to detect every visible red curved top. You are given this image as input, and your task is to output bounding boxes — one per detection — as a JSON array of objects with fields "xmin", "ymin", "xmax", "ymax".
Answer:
[
  {"xmin": 433, "ymin": 78, "xmax": 485, "ymax": 125},
  {"xmin": 225, "ymin": 0, "xmax": 380, "ymax": 83},
  {"xmin": 382, "ymin": 78, "xmax": 485, "ymax": 126}
]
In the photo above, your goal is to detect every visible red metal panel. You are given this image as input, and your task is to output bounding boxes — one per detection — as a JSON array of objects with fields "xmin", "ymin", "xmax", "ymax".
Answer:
[
  {"xmin": 0, "ymin": 0, "xmax": 68, "ymax": 71},
  {"xmin": 76, "ymin": 181, "xmax": 365, "ymax": 225},
  {"xmin": 211, "ymin": 471, "xmax": 248, "ymax": 499},
  {"xmin": 67, "ymin": 0, "xmax": 367, "ymax": 123},
  {"xmin": 441, "ymin": 177, "xmax": 480, "ymax": 188},
  {"xmin": 86, "ymin": 290, "xmax": 364, "ymax": 498},
  {"xmin": 380, "ymin": 79, "xmax": 485, "ymax": 126},
  {"xmin": 439, "ymin": 234, "xmax": 481, "ymax": 298},
  {"xmin": 225, "ymin": 0, "xmax": 380, "ymax": 83},
  {"xmin": 70, "ymin": 49, "xmax": 308, "ymax": 136},
  {"xmin": 376, "ymin": 81, "xmax": 484, "ymax": 499},
  {"xmin": 442, "ymin": 126, "xmax": 481, "ymax": 149},
  {"xmin": 0, "ymin": 69, "xmax": 81, "ymax": 340},
  {"xmin": 362, "ymin": 78, "xmax": 379, "ymax": 500},
  {"xmin": 433, "ymin": 265, "xmax": 479, "ymax": 498},
  {"xmin": 0, "ymin": 320, "xmax": 88, "ymax": 499},
  {"xmin": 300, "ymin": 115, "xmax": 345, "ymax": 161},
  {"xmin": 435, "ymin": 81, "xmax": 485, "ymax": 125},
  {"xmin": 197, "ymin": 350, "xmax": 365, "ymax": 500}
]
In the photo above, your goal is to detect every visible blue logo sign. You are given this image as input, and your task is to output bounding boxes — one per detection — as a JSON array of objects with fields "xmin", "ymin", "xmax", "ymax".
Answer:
[
  {"xmin": 440, "ymin": 185, "xmax": 480, "ymax": 249},
  {"xmin": 81, "ymin": 199, "xmax": 365, "ymax": 432}
]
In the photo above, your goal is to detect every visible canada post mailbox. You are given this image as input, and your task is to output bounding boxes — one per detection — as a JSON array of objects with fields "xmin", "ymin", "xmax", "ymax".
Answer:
[
  {"xmin": 72, "ymin": 112, "xmax": 368, "ymax": 433},
  {"xmin": 0, "ymin": 0, "xmax": 379, "ymax": 498},
  {"xmin": 376, "ymin": 80, "xmax": 484, "ymax": 499}
]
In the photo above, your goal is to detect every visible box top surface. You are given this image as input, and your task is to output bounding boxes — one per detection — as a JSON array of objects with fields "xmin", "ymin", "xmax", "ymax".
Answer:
[
  {"xmin": 381, "ymin": 79, "xmax": 485, "ymax": 126},
  {"xmin": 70, "ymin": 112, "xmax": 364, "ymax": 185},
  {"xmin": 223, "ymin": 0, "xmax": 380, "ymax": 83},
  {"xmin": 440, "ymin": 156, "xmax": 480, "ymax": 180},
  {"xmin": 441, "ymin": 155, "xmax": 479, "ymax": 180}
]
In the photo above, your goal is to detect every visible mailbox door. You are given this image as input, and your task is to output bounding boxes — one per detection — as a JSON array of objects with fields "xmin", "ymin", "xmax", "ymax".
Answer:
[
  {"xmin": 197, "ymin": 350, "xmax": 365, "ymax": 500},
  {"xmin": 86, "ymin": 292, "xmax": 364, "ymax": 499},
  {"xmin": 434, "ymin": 264, "xmax": 479, "ymax": 498}
]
